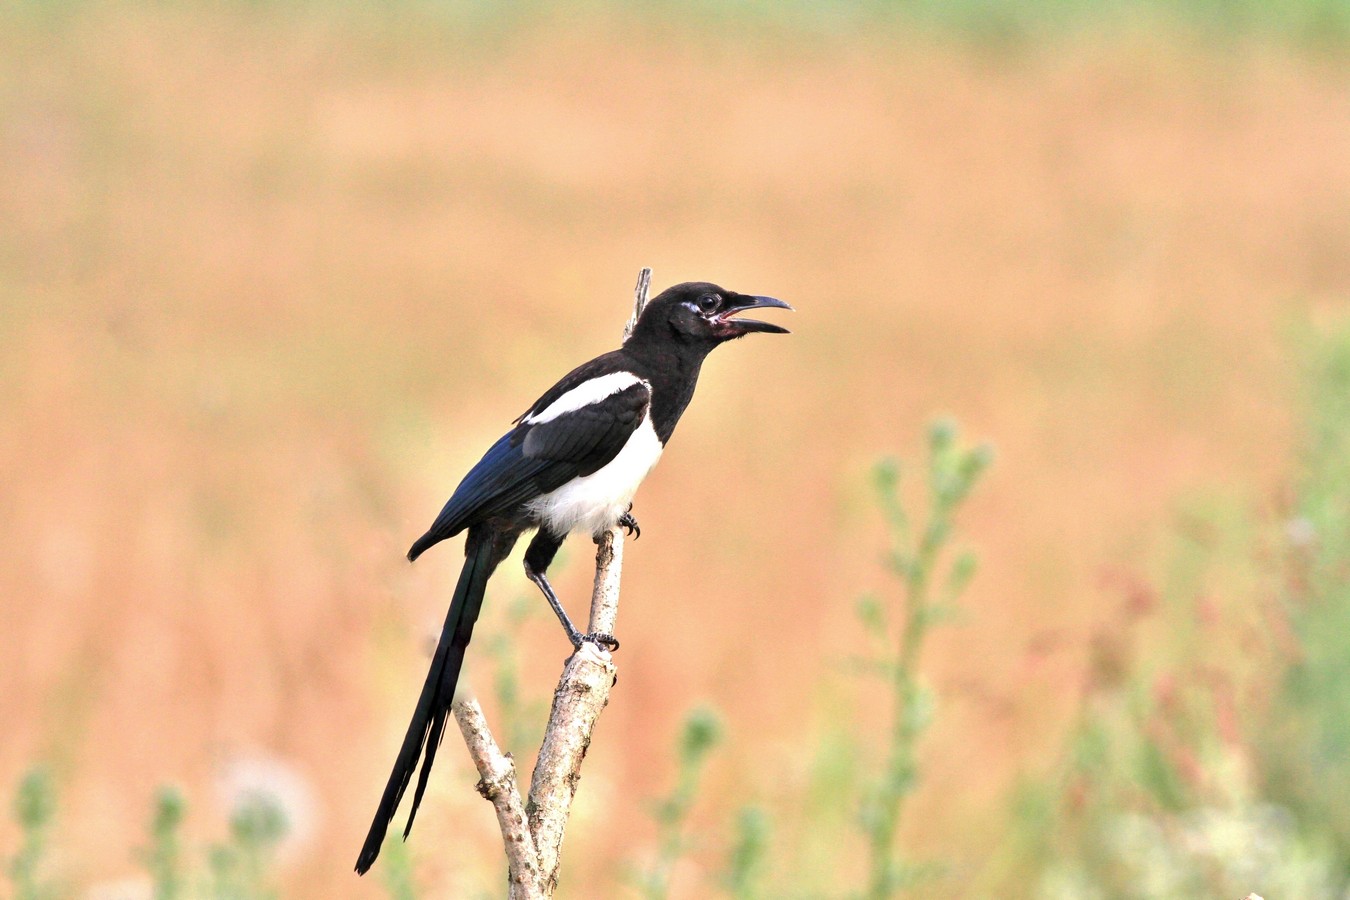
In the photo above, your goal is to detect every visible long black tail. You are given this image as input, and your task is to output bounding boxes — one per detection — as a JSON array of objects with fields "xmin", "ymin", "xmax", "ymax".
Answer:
[{"xmin": 355, "ymin": 533, "xmax": 497, "ymax": 874}]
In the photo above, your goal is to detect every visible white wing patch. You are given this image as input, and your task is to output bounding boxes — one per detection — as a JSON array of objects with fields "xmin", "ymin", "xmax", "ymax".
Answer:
[
  {"xmin": 521, "ymin": 372, "xmax": 647, "ymax": 425},
  {"xmin": 527, "ymin": 415, "xmax": 664, "ymax": 537}
]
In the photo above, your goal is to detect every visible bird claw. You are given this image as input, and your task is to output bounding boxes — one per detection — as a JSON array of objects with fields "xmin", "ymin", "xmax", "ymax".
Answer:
[{"xmin": 618, "ymin": 511, "xmax": 641, "ymax": 539}]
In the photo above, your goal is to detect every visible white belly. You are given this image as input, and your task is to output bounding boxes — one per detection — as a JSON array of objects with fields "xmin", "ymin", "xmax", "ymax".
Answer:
[{"xmin": 527, "ymin": 416, "xmax": 664, "ymax": 537}]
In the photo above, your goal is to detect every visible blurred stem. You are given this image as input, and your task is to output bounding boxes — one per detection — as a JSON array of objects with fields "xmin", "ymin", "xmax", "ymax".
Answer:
[
  {"xmin": 146, "ymin": 786, "xmax": 186, "ymax": 900},
  {"xmin": 863, "ymin": 421, "xmax": 990, "ymax": 898},
  {"xmin": 722, "ymin": 806, "xmax": 771, "ymax": 899},
  {"xmin": 486, "ymin": 592, "xmax": 546, "ymax": 751},
  {"xmin": 377, "ymin": 824, "xmax": 419, "ymax": 900},
  {"xmin": 638, "ymin": 707, "xmax": 723, "ymax": 900}
]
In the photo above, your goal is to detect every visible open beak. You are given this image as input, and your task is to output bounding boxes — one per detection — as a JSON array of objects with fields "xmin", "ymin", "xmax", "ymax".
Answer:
[{"xmin": 718, "ymin": 295, "xmax": 794, "ymax": 335}]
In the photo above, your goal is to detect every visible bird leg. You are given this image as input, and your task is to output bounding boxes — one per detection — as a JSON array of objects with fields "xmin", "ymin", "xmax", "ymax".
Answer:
[
  {"xmin": 525, "ymin": 565, "xmax": 584, "ymax": 647},
  {"xmin": 525, "ymin": 530, "xmax": 620, "ymax": 651}
]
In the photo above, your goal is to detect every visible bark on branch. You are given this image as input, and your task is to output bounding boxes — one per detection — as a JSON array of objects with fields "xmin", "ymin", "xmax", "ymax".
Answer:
[{"xmin": 452, "ymin": 698, "xmax": 541, "ymax": 899}]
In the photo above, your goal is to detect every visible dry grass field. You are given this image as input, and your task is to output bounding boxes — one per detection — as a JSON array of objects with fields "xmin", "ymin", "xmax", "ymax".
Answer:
[{"xmin": 2, "ymin": 4, "xmax": 1348, "ymax": 896}]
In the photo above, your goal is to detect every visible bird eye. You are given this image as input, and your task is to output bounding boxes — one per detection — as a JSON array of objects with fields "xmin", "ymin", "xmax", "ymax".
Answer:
[{"xmin": 698, "ymin": 294, "xmax": 720, "ymax": 313}]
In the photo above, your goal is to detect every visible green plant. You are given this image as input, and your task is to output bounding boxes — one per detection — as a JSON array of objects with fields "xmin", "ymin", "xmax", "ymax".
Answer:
[
  {"xmin": 856, "ymin": 420, "xmax": 992, "ymax": 898},
  {"xmin": 987, "ymin": 323, "xmax": 1350, "ymax": 898},
  {"xmin": 205, "ymin": 793, "xmax": 289, "ymax": 900},
  {"xmin": 632, "ymin": 706, "xmax": 725, "ymax": 899},
  {"xmin": 143, "ymin": 786, "xmax": 187, "ymax": 900},
  {"xmin": 1258, "ymin": 322, "xmax": 1350, "ymax": 873},
  {"xmin": 5, "ymin": 771, "xmax": 301, "ymax": 900},
  {"xmin": 9, "ymin": 767, "xmax": 58, "ymax": 900}
]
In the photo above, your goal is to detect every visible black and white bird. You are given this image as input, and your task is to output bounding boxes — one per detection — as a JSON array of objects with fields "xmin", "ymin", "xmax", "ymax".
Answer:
[{"xmin": 355, "ymin": 281, "xmax": 791, "ymax": 874}]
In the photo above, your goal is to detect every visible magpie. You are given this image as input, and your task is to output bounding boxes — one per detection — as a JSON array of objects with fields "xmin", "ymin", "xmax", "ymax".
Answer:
[{"xmin": 355, "ymin": 281, "xmax": 791, "ymax": 874}]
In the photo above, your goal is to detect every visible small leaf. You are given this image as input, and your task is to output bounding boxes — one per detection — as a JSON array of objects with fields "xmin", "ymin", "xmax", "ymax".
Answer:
[
  {"xmin": 921, "ymin": 519, "xmax": 952, "ymax": 558},
  {"xmin": 901, "ymin": 683, "xmax": 937, "ymax": 734},
  {"xmin": 915, "ymin": 602, "xmax": 962, "ymax": 629},
  {"xmin": 966, "ymin": 443, "xmax": 995, "ymax": 479},
  {"xmin": 885, "ymin": 762, "xmax": 918, "ymax": 800},
  {"xmin": 943, "ymin": 551, "xmax": 979, "ymax": 602},
  {"xmin": 152, "ymin": 785, "xmax": 186, "ymax": 830},
  {"xmin": 872, "ymin": 456, "xmax": 901, "ymax": 496},
  {"xmin": 14, "ymin": 768, "xmax": 56, "ymax": 830},
  {"xmin": 928, "ymin": 417, "xmax": 958, "ymax": 455},
  {"xmin": 680, "ymin": 707, "xmax": 723, "ymax": 760},
  {"xmin": 856, "ymin": 593, "xmax": 888, "ymax": 635}
]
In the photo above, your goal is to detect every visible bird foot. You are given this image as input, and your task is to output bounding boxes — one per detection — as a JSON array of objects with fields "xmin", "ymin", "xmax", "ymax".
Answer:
[
  {"xmin": 618, "ymin": 511, "xmax": 640, "ymax": 539},
  {"xmin": 580, "ymin": 632, "xmax": 620, "ymax": 652}
]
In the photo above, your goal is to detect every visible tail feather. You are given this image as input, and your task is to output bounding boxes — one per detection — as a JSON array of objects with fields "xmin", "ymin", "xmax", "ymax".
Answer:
[{"xmin": 355, "ymin": 535, "xmax": 496, "ymax": 875}]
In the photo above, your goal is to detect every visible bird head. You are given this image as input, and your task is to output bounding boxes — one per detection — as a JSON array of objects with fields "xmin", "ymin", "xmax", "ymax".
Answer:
[{"xmin": 632, "ymin": 282, "xmax": 793, "ymax": 347}]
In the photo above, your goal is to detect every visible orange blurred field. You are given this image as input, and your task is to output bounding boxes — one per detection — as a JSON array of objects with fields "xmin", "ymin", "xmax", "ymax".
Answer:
[{"xmin": 2, "ymin": 5, "xmax": 1348, "ymax": 897}]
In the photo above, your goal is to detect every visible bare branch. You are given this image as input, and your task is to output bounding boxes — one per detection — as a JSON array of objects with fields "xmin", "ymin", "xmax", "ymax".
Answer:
[
  {"xmin": 527, "ymin": 528, "xmax": 625, "ymax": 895},
  {"xmin": 588, "ymin": 521, "xmax": 624, "ymax": 637},
  {"xmin": 623, "ymin": 267, "xmax": 653, "ymax": 343},
  {"xmin": 452, "ymin": 698, "xmax": 544, "ymax": 899}
]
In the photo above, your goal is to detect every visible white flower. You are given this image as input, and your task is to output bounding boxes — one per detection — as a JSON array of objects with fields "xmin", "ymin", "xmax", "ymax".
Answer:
[{"xmin": 216, "ymin": 752, "xmax": 320, "ymax": 861}]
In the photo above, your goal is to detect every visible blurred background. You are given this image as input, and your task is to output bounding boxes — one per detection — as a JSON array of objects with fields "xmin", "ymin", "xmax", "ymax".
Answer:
[{"xmin": 3, "ymin": 2, "xmax": 1349, "ymax": 897}]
